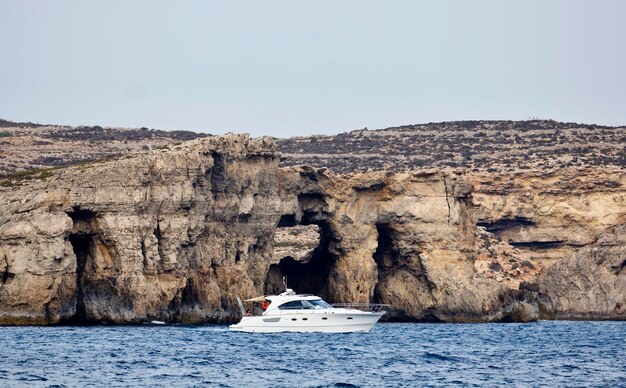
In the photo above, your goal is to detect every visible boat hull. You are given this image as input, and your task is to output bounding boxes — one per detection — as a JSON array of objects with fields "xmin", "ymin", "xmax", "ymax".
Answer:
[{"xmin": 229, "ymin": 310, "xmax": 384, "ymax": 333}]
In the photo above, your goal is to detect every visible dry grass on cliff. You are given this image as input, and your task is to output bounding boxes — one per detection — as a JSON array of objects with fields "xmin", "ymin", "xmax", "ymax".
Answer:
[
  {"xmin": 277, "ymin": 120, "xmax": 626, "ymax": 174},
  {"xmin": 1, "ymin": 118, "xmax": 624, "ymax": 177},
  {"xmin": 0, "ymin": 120, "xmax": 210, "ymax": 177}
]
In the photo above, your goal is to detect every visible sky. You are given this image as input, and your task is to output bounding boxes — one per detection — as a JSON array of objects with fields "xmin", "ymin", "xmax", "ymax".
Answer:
[{"xmin": 0, "ymin": 0, "xmax": 625, "ymax": 137}]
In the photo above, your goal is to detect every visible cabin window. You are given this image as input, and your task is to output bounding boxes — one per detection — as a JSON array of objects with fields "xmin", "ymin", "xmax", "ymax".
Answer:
[{"xmin": 278, "ymin": 301, "xmax": 313, "ymax": 310}]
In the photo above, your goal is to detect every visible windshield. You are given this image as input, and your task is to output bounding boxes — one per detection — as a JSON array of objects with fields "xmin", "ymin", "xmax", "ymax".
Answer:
[
  {"xmin": 305, "ymin": 299, "xmax": 332, "ymax": 309},
  {"xmin": 278, "ymin": 301, "xmax": 313, "ymax": 310}
]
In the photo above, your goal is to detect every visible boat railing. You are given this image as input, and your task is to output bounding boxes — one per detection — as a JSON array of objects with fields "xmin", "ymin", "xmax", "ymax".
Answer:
[{"xmin": 331, "ymin": 303, "xmax": 390, "ymax": 313}]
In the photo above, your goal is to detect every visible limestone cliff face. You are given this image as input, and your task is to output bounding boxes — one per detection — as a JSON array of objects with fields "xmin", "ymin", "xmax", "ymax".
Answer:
[
  {"xmin": 274, "ymin": 169, "xmax": 484, "ymax": 320},
  {"xmin": 271, "ymin": 167, "xmax": 624, "ymax": 322},
  {"xmin": 471, "ymin": 170, "xmax": 625, "ymax": 266},
  {"xmin": 0, "ymin": 135, "xmax": 624, "ymax": 324},
  {"xmin": 537, "ymin": 223, "xmax": 626, "ymax": 320},
  {"xmin": 274, "ymin": 168, "xmax": 551, "ymax": 322},
  {"xmin": 0, "ymin": 135, "xmax": 281, "ymax": 324}
]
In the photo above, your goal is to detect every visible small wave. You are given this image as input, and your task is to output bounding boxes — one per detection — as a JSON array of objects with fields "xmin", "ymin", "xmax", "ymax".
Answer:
[
  {"xmin": 271, "ymin": 367, "xmax": 298, "ymax": 374},
  {"xmin": 15, "ymin": 373, "xmax": 48, "ymax": 382},
  {"xmin": 422, "ymin": 351, "xmax": 463, "ymax": 362}
]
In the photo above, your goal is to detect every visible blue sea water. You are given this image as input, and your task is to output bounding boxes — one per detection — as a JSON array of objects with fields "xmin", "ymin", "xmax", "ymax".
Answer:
[{"xmin": 0, "ymin": 321, "xmax": 624, "ymax": 387}]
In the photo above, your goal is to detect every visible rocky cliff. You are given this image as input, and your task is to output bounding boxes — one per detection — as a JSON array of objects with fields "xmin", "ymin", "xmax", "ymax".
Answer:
[
  {"xmin": 272, "ymin": 166, "xmax": 625, "ymax": 322},
  {"xmin": 0, "ymin": 131, "xmax": 624, "ymax": 324},
  {"xmin": 0, "ymin": 135, "xmax": 280, "ymax": 324}
]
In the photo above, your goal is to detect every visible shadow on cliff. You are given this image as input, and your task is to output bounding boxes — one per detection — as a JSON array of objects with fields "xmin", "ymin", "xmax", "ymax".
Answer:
[{"xmin": 61, "ymin": 206, "xmax": 126, "ymax": 325}]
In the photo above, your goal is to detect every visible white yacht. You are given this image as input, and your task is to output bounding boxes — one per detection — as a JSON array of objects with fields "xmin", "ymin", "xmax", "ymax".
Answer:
[{"xmin": 229, "ymin": 288, "xmax": 388, "ymax": 333}]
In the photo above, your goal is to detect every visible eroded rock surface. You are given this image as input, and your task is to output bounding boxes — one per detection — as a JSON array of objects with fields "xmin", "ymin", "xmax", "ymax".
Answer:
[
  {"xmin": 0, "ymin": 133, "xmax": 624, "ymax": 324},
  {"xmin": 275, "ymin": 168, "xmax": 626, "ymax": 322},
  {"xmin": 471, "ymin": 170, "xmax": 626, "ymax": 266},
  {"xmin": 1, "ymin": 134, "xmax": 280, "ymax": 324},
  {"xmin": 537, "ymin": 223, "xmax": 626, "ymax": 320}
]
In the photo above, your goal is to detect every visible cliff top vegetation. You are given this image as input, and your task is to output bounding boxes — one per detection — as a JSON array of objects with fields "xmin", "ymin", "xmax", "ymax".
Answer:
[
  {"xmin": 0, "ymin": 119, "xmax": 210, "ymax": 176},
  {"xmin": 277, "ymin": 120, "xmax": 625, "ymax": 173},
  {"xmin": 0, "ymin": 118, "xmax": 623, "ymax": 176}
]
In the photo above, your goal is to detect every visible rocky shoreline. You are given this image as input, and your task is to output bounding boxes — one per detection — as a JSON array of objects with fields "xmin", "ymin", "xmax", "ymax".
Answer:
[{"xmin": 0, "ymin": 132, "xmax": 624, "ymax": 324}]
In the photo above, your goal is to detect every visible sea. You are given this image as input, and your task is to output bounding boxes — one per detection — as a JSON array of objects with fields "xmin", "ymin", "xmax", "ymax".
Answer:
[{"xmin": 0, "ymin": 321, "xmax": 624, "ymax": 387}]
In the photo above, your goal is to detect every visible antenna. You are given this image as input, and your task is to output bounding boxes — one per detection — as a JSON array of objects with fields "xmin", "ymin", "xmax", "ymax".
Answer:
[{"xmin": 282, "ymin": 275, "xmax": 288, "ymax": 290}]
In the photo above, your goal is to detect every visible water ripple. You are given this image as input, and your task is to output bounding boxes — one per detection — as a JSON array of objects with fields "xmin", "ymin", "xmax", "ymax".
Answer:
[{"xmin": 0, "ymin": 321, "xmax": 624, "ymax": 387}]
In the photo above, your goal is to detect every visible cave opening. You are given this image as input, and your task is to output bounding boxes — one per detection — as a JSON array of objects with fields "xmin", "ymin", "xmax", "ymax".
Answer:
[
  {"xmin": 372, "ymin": 223, "xmax": 398, "ymax": 303},
  {"xmin": 66, "ymin": 207, "xmax": 97, "ymax": 233},
  {"xmin": 373, "ymin": 223, "xmax": 396, "ymax": 270},
  {"xmin": 181, "ymin": 278, "xmax": 201, "ymax": 308},
  {"xmin": 67, "ymin": 234, "xmax": 93, "ymax": 324},
  {"xmin": 277, "ymin": 214, "xmax": 297, "ymax": 227},
  {"xmin": 63, "ymin": 206, "xmax": 98, "ymax": 324},
  {"xmin": 265, "ymin": 220, "xmax": 336, "ymax": 299}
]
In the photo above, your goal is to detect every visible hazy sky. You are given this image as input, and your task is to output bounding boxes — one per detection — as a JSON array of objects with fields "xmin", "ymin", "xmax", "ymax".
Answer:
[{"xmin": 1, "ymin": 1, "xmax": 624, "ymax": 137}]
